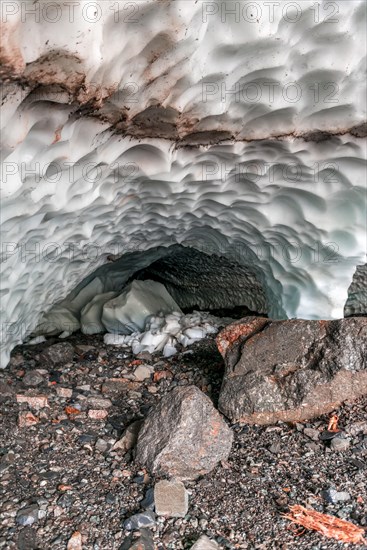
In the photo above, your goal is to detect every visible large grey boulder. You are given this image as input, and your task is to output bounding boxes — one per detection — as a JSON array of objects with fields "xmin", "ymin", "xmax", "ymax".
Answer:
[
  {"xmin": 135, "ymin": 386, "xmax": 233, "ymax": 480},
  {"xmin": 217, "ymin": 317, "xmax": 367, "ymax": 425}
]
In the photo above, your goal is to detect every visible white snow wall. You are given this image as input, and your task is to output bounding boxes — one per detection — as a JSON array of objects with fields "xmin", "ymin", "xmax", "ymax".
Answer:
[{"xmin": 1, "ymin": 0, "xmax": 366, "ymax": 367}]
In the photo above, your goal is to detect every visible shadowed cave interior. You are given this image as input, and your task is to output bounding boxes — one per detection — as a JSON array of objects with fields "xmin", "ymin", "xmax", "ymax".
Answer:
[{"xmin": 34, "ymin": 243, "xmax": 273, "ymax": 339}]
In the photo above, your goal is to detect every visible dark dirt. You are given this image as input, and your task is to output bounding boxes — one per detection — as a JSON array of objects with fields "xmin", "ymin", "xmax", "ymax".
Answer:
[{"xmin": 0, "ymin": 332, "xmax": 366, "ymax": 549}]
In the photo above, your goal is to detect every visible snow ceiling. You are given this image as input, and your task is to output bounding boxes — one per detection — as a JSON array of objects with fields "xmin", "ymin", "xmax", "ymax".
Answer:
[{"xmin": 0, "ymin": 0, "xmax": 366, "ymax": 366}]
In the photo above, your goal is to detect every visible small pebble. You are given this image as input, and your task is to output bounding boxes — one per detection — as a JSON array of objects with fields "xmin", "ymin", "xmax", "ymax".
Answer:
[
  {"xmin": 330, "ymin": 436, "xmax": 351, "ymax": 451},
  {"xmin": 321, "ymin": 488, "xmax": 351, "ymax": 503}
]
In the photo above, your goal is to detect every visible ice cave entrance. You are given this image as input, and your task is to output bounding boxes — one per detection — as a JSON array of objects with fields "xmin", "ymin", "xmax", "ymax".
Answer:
[{"xmin": 33, "ymin": 243, "xmax": 273, "ymax": 356}]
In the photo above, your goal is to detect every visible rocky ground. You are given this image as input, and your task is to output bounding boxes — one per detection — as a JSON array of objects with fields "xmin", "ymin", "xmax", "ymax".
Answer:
[{"xmin": 0, "ymin": 332, "xmax": 366, "ymax": 549}]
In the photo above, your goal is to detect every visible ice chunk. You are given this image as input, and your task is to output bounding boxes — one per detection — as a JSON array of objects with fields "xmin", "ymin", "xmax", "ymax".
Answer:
[
  {"xmin": 104, "ymin": 333, "xmax": 128, "ymax": 346},
  {"xmin": 59, "ymin": 331, "xmax": 72, "ymax": 338},
  {"xmin": 145, "ymin": 314, "xmax": 166, "ymax": 333},
  {"xmin": 202, "ymin": 322, "xmax": 218, "ymax": 334},
  {"xmin": 180, "ymin": 313, "xmax": 201, "ymax": 329},
  {"xmin": 140, "ymin": 331, "xmax": 168, "ymax": 352},
  {"xmin": 183, "ymin": 327, "xmax": 207, "ymax": 340},
  {"xmin": 162, "ymin": 314, "xmax": 182, "ymax": 335},
  {"xmin": 81, "ymin": 291, "xmax": 117, "ymax": 334},
  {"xmin": 102, "ymin": 280, "xmax": 182, "ymax": 334},
  {"xmin": 27, "ymin": 336, "xmax": 47, "ymax": 345},
  {"xmin": 131, "ymin": 339, "xmax": 144, "ymax": 355},
  {"xmin": 163, "ymin": 338, "xmax": 177, "ymax": 357},
  {"xmin": 177, "ymin": 334, "xmax": 194, "ymax": 347},
  {"xmin": 103, "ymin": 306, "xmax": 228, "ymax": 356}
]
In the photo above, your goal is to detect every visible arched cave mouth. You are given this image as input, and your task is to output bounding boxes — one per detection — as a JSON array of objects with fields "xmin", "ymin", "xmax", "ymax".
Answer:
[
  {"xmin": 34, "ymin": 242, "xmax": 275, "ymax": 342},
  {"xmin": 1, "ymin": 0, "xmax": 366, "ymax": 367}
]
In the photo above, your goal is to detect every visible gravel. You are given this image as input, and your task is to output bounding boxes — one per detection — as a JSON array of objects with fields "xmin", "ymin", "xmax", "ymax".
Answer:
[{"xmin": 0, "ymin": 332, "xmax": 366, "ymax": 549}]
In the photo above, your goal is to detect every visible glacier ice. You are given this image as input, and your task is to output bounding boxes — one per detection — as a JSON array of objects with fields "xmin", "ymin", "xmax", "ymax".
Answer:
[
  {"xmin": 102, "ymin": 280, "xmax": 182, "ymax": 334},
  {"xmin": 0, "ymin": 0, "xmax": 366, "ymax": 366},
  {"xmin": 81, "ymin": 291, "xmax": 118, "ymax": 335}
]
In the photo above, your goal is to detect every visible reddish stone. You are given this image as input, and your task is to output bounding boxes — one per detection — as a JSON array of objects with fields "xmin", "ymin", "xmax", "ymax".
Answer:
[
  {"xmin": 18, "ymin": 411, "xmax": 39, "ymax": 427},
  {"xmin": 153, "ymin": 370, "xmax": 173, "ymax": 382},
  {"xmin": 216, "ymin": 317, "xmax": 269, "ymax": 359},
  {"xmin": 67, "ymin": 531, "xmax": 82, "ymax": 550},
  {"xmin": 16, "ymin": 394, "xmax": 49, "ymax": 409},
  {"xmin": 88, "ymin": 409, "xmax": 108, "ymax": 420}
]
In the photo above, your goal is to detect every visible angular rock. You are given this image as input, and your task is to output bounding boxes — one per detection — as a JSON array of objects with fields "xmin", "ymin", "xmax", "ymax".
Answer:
[
  {"xmin": 217, "ymin": 317, "xmax": 367, "ymax": 424},
  {"xmin": 95, "ymin": 438, "xmax": 109, "ymax": 453},
  {"xmin": 133, "ymin": 364, "xmax": 154, "ymax": 381},
  {"xmin": 321, "ymin": 488, "xmax": 351, "ymax": 504},
  {"xmin": 56, "ymin": 387, "xmax": 73, "ymax": 398},
  {"xmin": 346, "ymin": 420, "xmax": 367, "ymax": 436},
  {"xmin": 154, "ymin": 480, "xmax": 189, "ymax": 517},
  {"xmin": 18, "ymin": 412, "xmax": 39, "ymax": 427},
  {"xmin": 16, "ymin": 394, "xmax": 49, "ymax": 409},
  {"xmin": 344, "ymin": 264, "xmax": 367, "ymax": 317},
  {"xmin": 67, "ymin": 531, "xmax": 82, "ymax": 550},
  {"xmin": 102, "ymin": 378, "xmax": 141, "ymax": 395},
  {"xmin": 10, "ymin": 354, "xmax": 25, "ymax": 367},
  {"xmin": 39, "ymin": 342, "xmax": 74, "ymax": 365},
  {"xmin": 136, "ymin": 386, "xmax": 233, "ymax": 480},
  {"xmin": 303, "ymin": 428, "xmax": 320, "ymax": 441},
  {"xmin": 330, "ymin": 435, "xmax": 351, "ymax": 451},
  {"xmin": 123, "ymin": 510, "xmax": 156, "ymax": 530},
  {"xmin": 140, "ymin": 488, "xmax": 155, "ymax": 511},
  {"xmin": 87, "ymin": 397, "xmax": 113, "ymax": 409},
  {"xmin": 190, "ymin": 535, "xmax": 219, "ymax": 550},
  {"xmin": 119, "ymin": 529, "xmax": 154, "ymax": 550},
  {"xmin": 16, "ymin": 505, "xmax": 39, "ymax": 526},
  {"xmin": 74, "ymin": 344, "xmax": 96, "ymax": 354},
  {"xmin": 88, "ymin": 409, "xmax": 108, "ymax": 420},
  {"xmin": 22, "ymin": 370, "xmax": 45, "ymax": 387}
]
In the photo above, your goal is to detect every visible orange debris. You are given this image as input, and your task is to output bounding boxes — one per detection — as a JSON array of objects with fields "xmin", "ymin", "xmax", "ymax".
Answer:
[
  {"xmin": 129, "ymin": 359, "xmax": 142, "ymax": 366},
  {"xmin": 283, "ymin": 505, "xmax": 366, "ymax": 545},
  {"xmin": 153, "ymin": 370, "xmax": 172, "ymax": 382},
  {"xmin": 18, "ymin": 411, "xmax": 39, "ymax": 427},
  {"xmin": 57, "ymin": 484, "xmax": 72, "ymax": 492},
  {"xmin": 327, "ymin": 414, "xmax": 339, "ymax": 432},
  {"xmin": 65, "ymin": 406, "xmax": 81, "ymax": 416}
]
